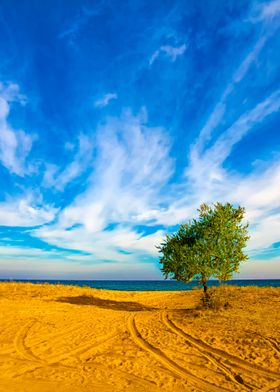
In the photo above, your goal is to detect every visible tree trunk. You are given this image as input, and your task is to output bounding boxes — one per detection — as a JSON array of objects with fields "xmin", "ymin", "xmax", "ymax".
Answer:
[{"xmin": 201, "ymin": 278, "xmax": 210, "ymax": 305}]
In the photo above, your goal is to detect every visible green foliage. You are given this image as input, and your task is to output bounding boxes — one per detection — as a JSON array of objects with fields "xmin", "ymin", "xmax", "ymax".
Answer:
[{"xmin": 158, "ymin": 203, "xmax": 250, "ymax": 296}]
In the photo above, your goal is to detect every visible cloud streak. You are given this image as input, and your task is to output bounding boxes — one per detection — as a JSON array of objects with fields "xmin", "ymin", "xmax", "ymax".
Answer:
[
  {"xmin": 149, "ymin": 44, "xmax": 187, "ymax": 65},
  {"xmin": 94, "ymin": 93, "xmax": 118, "ymax": 108},
  {"xmin": 0, "ymin": 196, "xmax": 57, "ymax": 227},
  {"xmin": 0, "ymin": 82, "xmax": 33, "ymax": 176},
  {"xmin": 33, "ymin": 109, "xmax": 173, "ymax": 261},
  {"xmin": 43, "ymin": 134, "xmax": 93, "ymax": 191},
  {"xmin": 192, "ymin": 35, "xmax": 268, "ymax": 158}
]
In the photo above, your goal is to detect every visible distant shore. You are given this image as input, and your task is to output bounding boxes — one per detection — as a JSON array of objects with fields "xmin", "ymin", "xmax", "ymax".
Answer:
[{"xmin": 0, "ymin": 282, "xmax": 279, "ymax": 391}]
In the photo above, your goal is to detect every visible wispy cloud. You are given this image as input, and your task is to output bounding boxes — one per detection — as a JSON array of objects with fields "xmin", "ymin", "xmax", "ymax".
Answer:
[
  {"xmin": 33, "ymin": 109, "xmax": 173, "ymax": 261},
  {"xmin": 149, "ymin": 44, "xmax": 187, "ymax": 65},
  {"xmin": 94, "ymin": 93, "xmax": 118, "ymax": 108},
  {"xmin": 183, "ymin": 38, "xmax": 280, "ymax": 257},
  {"xmin": 58, "ymin": 6, "xmax": 99, "ymax": 40},
  {"xmin": 0, "ymin": 82, "xmax": 27, "ymax": 105},
  {"xmin": 33, "ymin": 81, "xmax": 280, "ymax": 268},
  {"xmin": 191, "ymin": 88, "xmax": 280, "ymax": 178},
  {"xmin": 0, "ymin": 195, "xmax": 57, "ymax": 227},
  {"xmin": 252, "ymin": 0, "xmax": 280, "ymax": 22},
  {"xmin": 0, "ymin": 82, "xmax": 33, "ymax": 176},
  {"xmin": 43, "ymin": 134, "xmax": 93, "ymax": 191},
  {"xmin": 192, "ymin": 35, "xmax": 267, "ymax": 157}
]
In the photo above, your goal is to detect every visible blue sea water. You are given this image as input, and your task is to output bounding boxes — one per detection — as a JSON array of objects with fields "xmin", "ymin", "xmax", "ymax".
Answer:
[{"xmin": 1, "ymin": 279, "xmax": 280, "ymax": 291}]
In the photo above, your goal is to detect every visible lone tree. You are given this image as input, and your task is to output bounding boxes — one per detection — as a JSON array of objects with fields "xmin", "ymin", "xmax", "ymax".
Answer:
[{"xmin": 158, "ymin": 203, "xmax": 249, "ymax": 303}]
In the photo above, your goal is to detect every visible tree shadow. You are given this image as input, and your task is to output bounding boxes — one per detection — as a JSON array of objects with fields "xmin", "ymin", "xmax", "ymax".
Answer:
[{"xmin": 56, "ymin": 295, "xmax": 155, "ymax": 312}]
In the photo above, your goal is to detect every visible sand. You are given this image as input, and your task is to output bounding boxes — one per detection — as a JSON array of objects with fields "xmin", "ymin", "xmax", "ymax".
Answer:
[{"xmin": 0, "ymin": 282, "xmax": 279, "ymax": 392}]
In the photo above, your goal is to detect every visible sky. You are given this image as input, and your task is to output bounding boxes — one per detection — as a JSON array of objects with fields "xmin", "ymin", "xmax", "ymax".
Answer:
[{"xmin": 0, "ymin": 0, "xmax": 280, "ymax": 280}]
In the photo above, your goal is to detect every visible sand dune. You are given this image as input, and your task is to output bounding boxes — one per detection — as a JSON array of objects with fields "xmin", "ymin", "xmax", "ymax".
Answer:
[{"xmin": 0, "ymin": 283, "xmax": 279, "ymax": 391}]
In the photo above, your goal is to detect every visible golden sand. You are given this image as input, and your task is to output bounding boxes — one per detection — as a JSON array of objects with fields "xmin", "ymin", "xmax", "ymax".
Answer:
[{"xmin": 0, "ymin": 282, "xmax": 279, "ymax": 391}]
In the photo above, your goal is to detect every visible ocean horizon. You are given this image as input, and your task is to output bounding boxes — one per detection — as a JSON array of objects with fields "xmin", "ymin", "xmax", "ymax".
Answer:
[{"xmin": 1, "ymin": 279, "xmax": 280, "ymax": 291}]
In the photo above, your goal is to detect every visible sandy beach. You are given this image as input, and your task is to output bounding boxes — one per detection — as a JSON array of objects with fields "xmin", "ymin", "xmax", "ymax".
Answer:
[{"xmin": 0, "ymin": 282, "xmax": 279, "ymax": 391}]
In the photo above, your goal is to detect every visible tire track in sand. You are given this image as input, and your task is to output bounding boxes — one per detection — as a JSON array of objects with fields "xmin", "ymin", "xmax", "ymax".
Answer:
[
  {"xmin": 128, "ymin": 313, "xmax": 228, "ymax": 392},
  {"xmin": 253, "ymin": 333, "xmax": 280, "ymax": 356},
  {"xmin": 12, "ymin": 324, "xmax": 161, "ymax": 392},
  {"xmin": 2, "ymin": 319, "xmax": 90, "ymax": 356},
  {"xmin": 163, "ymin": 312, "xmax": 280, "ymax": 381},
  {"xmin": 46, "ymin": 330, "xmax": 118, "ymax": 364},
  {"xmin": 12, "ymin": 329, "xmax": 118, "ymax": 378},
  {"xmin": 25, "ymin": 319, "xmax": 90, "ymax": 348},
  {"xmin": 161, "ymin": 312, "xmax": 253, "ymax": 391},
  {"xmin": 14, "ymin": 321, "xmax": 45, "ymax": 364}
]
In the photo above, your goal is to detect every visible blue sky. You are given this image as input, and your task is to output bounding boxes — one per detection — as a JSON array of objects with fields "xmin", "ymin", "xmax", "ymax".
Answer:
[{"xmin": 0, "ymin": 0, "xmax": 280, "ymax": 279}]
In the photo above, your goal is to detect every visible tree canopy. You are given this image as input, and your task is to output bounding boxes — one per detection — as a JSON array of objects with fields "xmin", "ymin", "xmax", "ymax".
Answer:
[{"xmin": 158, "ymin": 203, "xmax": 250, "ymax": 298}]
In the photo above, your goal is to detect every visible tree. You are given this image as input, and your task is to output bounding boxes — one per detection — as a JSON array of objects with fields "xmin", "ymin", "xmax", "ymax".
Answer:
[{"xmin": 158, "ymin": 203, "xmax": 249, "ymax": 303}]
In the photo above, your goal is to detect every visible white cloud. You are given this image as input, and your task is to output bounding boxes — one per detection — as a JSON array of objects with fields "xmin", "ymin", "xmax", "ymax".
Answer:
[
  {"xmin": 42, "ymin": 163, "xmax": 59, "ymax": 188},
  {"xmin": 247, "ymin": 213, "xmax": 280, "ymax": 251},
  {"xmin": 0, "ymin": 195, "xmax": 57, "ymax": 227},
  {"xmin": 43, "ymin": 134, "xmax": 93, "ymax": 191},
  {"xmin": 0, "ymin": 245, "xmax": 58, "ymax": 259},
  {"xmin": 161, "ymin": 44, "xmax": 187, "ymax": 61},
  {"xmin": 33, "ymin": 83, "xmax": 280, "ymax": 267},
  {"xmin": 190, "ymin": 88, "xmax": 280, "ymax": 180},
  {"xmin": 67, "ymin": 109, "xmax": 172, "ymax": 229},
  {"xmin": 253, "ymin": 0, "xmax": 280, "ymax": 22},
  {"xmin": 171, "ymin": 26, "xmax": 279, "ymax": 260},
  {"xmin": 192, "ymin": 36, "xmax": 267, "ymax": 156},
  {"xmin": 180, "ymin": 71, "xmax": 280, "ymax": 259},
  {"xmin": 233, "ymin": 162, "xmax": 280, "ymax": 214},
  {"xmin": 149, "ymin": 44, "xmax": 187, "ymax": 65},
  {"xmin": 181, "ymin": 89, "xmax": 280, "ymax": 254},
  {"xmin": 34, "ymin": 223, "xmax": 163, "ymax": 263},
  {"xmin": 0, "ymin": 82, "xmax": 33, "ymax": 176},
  {"xmin": 94, "ymin": 93, "xmax": 118, "ymax": 108},
  {"xmin": 0, "ymin": 82, "xmax": 27, "ymax": 105},
  {"xmin": 32, "ymin": 109, "xmax": 173, "ymax": 261}
]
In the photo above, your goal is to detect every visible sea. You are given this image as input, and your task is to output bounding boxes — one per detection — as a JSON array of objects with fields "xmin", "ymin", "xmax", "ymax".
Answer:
[{"xmin": 1, "ymin": 279, "xmax": 280, "ymax": 291}]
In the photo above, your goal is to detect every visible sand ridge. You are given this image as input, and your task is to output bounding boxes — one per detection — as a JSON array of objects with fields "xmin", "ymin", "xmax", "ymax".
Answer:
[{"xmin": 0, "ymin": 282, "xmax": 279, "ymax": 391}]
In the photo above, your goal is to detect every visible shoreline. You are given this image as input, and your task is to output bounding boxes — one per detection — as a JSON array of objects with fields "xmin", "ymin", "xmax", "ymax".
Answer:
[{"xmin": 1, "ymin": 278, "xmax": 279, "ymax": 292}]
